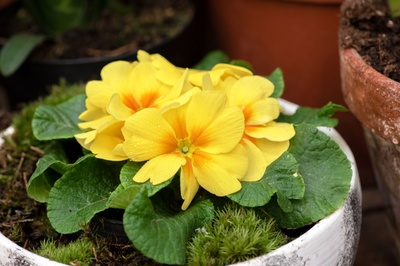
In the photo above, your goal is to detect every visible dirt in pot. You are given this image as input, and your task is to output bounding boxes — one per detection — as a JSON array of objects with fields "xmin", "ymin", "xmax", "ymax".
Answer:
[
  {"xmin": 339, "ymin": 0, "xmax": 400, "ymax": 82},
  {"xmin": 0, "ymin": 0, "xmax": 192, "ymax": 60}
]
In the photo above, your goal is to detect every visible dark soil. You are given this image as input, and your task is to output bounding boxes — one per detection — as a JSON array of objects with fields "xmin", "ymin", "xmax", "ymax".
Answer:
[
  {"xmin": 339, "ymin": 0, "xmax": 400, "ymax": 81},
  {"xmin": 0, "ymin": 0, "xmax": 192, "ymax": 60}
]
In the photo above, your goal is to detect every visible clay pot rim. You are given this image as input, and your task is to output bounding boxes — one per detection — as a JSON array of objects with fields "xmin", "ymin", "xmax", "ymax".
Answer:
[
  {"xmin": 341, "ymin": 48, "xmax": 400, "ymax": 92},
  {"xmin": 340, "ymin": 47, "xmax": 400, "ymax": 143}
]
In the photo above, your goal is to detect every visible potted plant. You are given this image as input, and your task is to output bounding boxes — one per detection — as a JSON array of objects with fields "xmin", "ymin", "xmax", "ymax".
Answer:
[
  {"xmin": 0, "ymin": 50, "xmax": 361, "ymax": 265},
  {"xmin": 339, "ymin": 0, "xmax": 400, "ymax": 257},
  {"xmin": 0, "ymin": 0, "xmax": 196, "ymax": 108}
]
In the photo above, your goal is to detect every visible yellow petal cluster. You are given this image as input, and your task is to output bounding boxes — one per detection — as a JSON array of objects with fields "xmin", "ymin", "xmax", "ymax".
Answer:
[
  {"xmin": 122, "ymin": 91, "xmax": 248, "ymax": 209},
  {"xmin": 75, "ymin": 50, "xmax": 295, "ymax": 209},
  {"xmin": 75, "ymin": 50, "xmax": 195, "ymax": 161}
]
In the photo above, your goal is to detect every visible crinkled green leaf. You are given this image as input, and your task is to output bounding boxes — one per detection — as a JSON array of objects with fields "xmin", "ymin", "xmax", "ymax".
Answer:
[
  {"xmin": 228, "ymin": 152, "xmax": 304, "ymax": 210},
  {"xmin": 107, "ymin": 185, "xmax": 140, "ymax": 209},
  {"xmin": 277, "ymin": 102, "xmax": 347, "ymax": 127},
  {"xmin": 27, "ymin": 143, "xmax": 70, "ymax": 203},
  {"xmin": 47, "ymin": 156, "xmax": 122, "ymax": 234},
  {"xmin": 0, "ymin": 33, "xmax": 45, "ymax": 76},
  {"xmin": 266, "ymin": 124, "xmax": 352, "ymax": 228},
  {"xmin": 32, "ymin": 94, "xmax": 86, "ymax": 140},
  {"xmin": 124, "ymin": 188, "xmax": 214, "ymax": 265},
  {"xmin": 268, "ymin": 68, "xmax": 284, "ymax": 99}
]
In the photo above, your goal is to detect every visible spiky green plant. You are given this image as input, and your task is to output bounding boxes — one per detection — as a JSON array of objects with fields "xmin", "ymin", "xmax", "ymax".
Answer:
[{"xmin": 186, "ymin": 204, "xmax": 287, "ymax": 266}]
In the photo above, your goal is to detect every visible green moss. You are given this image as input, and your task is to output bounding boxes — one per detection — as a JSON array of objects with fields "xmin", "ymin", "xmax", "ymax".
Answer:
[
  {"xmin": 186, "ymin": 204, "xmax": 287, "ymax": 266},
  {"xmin": 35, "ymin": 238, "xmax": 94, "ymax": 266}
]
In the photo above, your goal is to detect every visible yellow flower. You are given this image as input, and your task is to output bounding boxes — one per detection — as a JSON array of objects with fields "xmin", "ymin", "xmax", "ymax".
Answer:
[
  {"xmin": 75, "ymin": 50, "xmax": 195, "ymax": 161},
  {"xmin": 122, "ymin": 91, "xmax": 249, "ymax": 210},
  {"xmin": 215, "ymin": 75, "xmax": 296, "ymax": 182},
  {"xmin": 188, "ymin": 63, "xmax": 252, "ymax": 90}
]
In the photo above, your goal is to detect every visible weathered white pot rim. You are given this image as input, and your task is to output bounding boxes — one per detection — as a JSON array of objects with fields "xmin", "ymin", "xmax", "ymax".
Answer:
[{"xmin": 0, "ymin": 99, "xmax": 361, "ymax": 266}]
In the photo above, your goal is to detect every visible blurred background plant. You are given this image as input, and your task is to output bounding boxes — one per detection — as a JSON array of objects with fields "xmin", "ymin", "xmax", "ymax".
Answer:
[
  {"xmin": 0, "ymin": 0, "xmax": 197, "ymax": 109},
  {"xmin": 0, "ymin": 0, "xmax": 109, "ymax": 77}
]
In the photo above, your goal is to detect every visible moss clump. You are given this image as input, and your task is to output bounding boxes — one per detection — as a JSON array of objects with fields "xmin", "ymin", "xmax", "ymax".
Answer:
[
  {"xmin": 186, "ymin": 204, "xmax": 287, "ymax": 266},
  {"xmin": 35, "ymin": 238, "xmax": 94, "ymax": 266}
]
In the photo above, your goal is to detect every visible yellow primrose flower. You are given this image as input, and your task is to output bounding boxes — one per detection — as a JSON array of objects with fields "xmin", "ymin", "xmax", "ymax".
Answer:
[
  {"xmin": 188, "ymin": 63, "xmax": 252, "ymax": 90},
  {"xmin": 122, "ymin": 91, "xmax": 249, "ymax": 210},
  {"xmin": 75, "ymin": 51, "xmax": 195, "ymax": 161},
  {"xmin": 213, "ymin": 75, "xmax": 296, "ymax": 182}
]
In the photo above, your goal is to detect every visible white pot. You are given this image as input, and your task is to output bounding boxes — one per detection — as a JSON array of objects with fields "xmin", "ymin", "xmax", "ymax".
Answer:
[{"xmin": 0, "ymin": 100, "xmax": 361, "ymax": 266}]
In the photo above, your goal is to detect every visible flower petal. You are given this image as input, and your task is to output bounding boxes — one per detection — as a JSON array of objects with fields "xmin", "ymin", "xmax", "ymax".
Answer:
[
  {"xmin": 253, "ymin": 138, "xmax": 290, "ymax": 166},
  {"xmin": 246, "ymin": 122, "xmax": 295, "ymax": 141},
  {"xmin": 85, "ymin": 81, "xmax": 115, "ymax": 108},
  {"xmin": 90, "ymin": 121, "xmax": 126, "ymax": 161},
  {"xmin": 101, "ymin": 61, "xmax": 134, "ymax": 91},
  {"xmin": 107, "ymin": 93, "xmax": 134, "ymax": 120},
  {"xmin": 129, "ymin": 62, "xmax": 163, "ymax": 108},
  {"xmin": 245, "ymin": 98, "xmax": 280, "ymax": 125},
  {"xmin": 75, "ymin": 130, "xmax": 96, "ymax": 148},
  {"xmin": 211, "ymin": 63, "xmax": 253, "ymax": 79},
  {"xmin": 192, "ymin": 145, "xmax": 248, "ymax": 196},
  {"xmin": 133, "ymin": 153, "xmax": 185, "ymax": 185},
  {"xmin": 187, "ymin": 91, "xmax": 244, "ymax": 153},
  {"xmin": 180, "ymin": 161, "xmax": 200, "ymax": 210},
  {"xmin": 123, "ymin": 108, "xmax": 177, "ymax": 161},
  {"xmin": 228, "ymin": 76, "xmax": 274, "ymax": 108},
  {"xmin": 78, "ymin": 115, "xmax": 113, "ymax": 130},
  {"xmin": 240, "ymin": 139, "xmax": 267, "ymax": 182},
  {"xmin": 78, "ymin": 99, "xmax": 105, "ymax": 121}
]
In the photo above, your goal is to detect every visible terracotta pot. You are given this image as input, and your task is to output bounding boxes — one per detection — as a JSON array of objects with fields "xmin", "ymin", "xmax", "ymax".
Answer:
[
  {"xmin": 206, "ymin": 0, "xmax": 343, "ymax": 107},
  {"xmin": 340, "ymin": 47, "xmax": 400, "ymax": 252},
  {"xmin": 0, "ymin": 99, "xmax": 362, "ymax": 265},
  {"xmin": 206, "ymin": 0, "xmax": 374, "ymax": 186}
]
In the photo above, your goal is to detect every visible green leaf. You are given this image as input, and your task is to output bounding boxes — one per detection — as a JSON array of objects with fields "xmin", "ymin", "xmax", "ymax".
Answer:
[
  {"xmin": 277, "ymin": 102, "xmax": 347, "ymax": 128},
  {"xmin": 47, "ymin": 156, "xmax": 122, "ymax": 234},
  {"xmin": 192, "ymin": 50, "xmax": 230, "ymax": 70},
  {"xmin": 32, "ymin": 94, "xmax": 86, "ymax": 140},
  {"xmin": 268, "ymin": 68, "xmax": 285, "ymax": 98},
  {"xmin": 107, "ymin": 161, "xmax": 173, "ymax": 209},
  {"xmin": 27, "ymin": 143, "xmax": 70, "ymax": 203},
  {"xmin": 119, "ymin": 161, "xmax": 145, "ymax": 188},
  {"xmin": 266, "ymin": 124, "xmax": 352, "ymax": 228},
  {"xmin": 0, "ymin": 33, "xmax": 45, "ymax": 76},
  {"xmin": 107, "ymin": 185, "xmax": 140, "ymax": 209},
  {"xmin": 124, "ymin": 189, "xmax": 214, "ymax": 265},
  {"xmin": 228, "ymin": 152, "xmax": 304, "ymax": 209}
]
